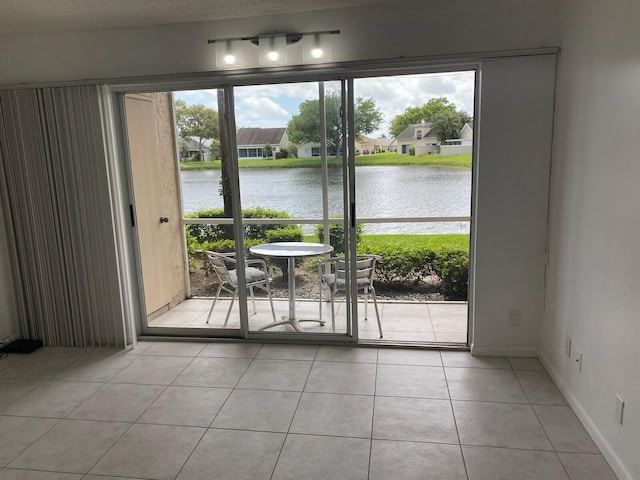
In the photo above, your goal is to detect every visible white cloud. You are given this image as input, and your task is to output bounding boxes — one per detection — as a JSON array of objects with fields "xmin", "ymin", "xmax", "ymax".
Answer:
[
  {"xmin": 235, "ymin": 94, "xmax": 290, "ymax": 128},
  {"xmin": 354, "ymin": 71, "xmax": 475, "ymax": 135},
  {"xmin": 175, "ymin": 70, "xmax": 475, "ymax": 136}
]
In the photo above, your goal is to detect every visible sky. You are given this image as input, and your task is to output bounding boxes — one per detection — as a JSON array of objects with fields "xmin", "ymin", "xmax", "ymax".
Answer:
[{"xmin": 175, "ymin": 70, "xmax": 475, "ymax": 138}]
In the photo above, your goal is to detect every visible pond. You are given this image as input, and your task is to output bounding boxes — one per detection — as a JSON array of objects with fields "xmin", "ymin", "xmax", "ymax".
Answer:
[{"xmin": 180, "ymin": 165, "xmax": 472, "ymax": 234}]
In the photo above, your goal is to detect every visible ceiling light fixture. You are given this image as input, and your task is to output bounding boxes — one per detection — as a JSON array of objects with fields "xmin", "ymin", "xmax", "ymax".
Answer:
[{"xmin": 208, "ymin": 30, "xmax": 339, "ymax": 69}]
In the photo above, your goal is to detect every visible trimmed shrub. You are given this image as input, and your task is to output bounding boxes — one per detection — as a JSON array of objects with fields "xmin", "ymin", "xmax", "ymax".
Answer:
[
  {"xmin": 431, "ymin": 250, "xmax": 469, "ymax": 300},
  {"xmin": 409, "ymin": 145, "xmax": 416, "ymax": 156},
  {"xmin": 185, "ymin": 206, "xmax": 303, "ymax": 279},
  {"xmin": 358, "ymin": 243, "xmax": 436, "ymax": 286},
  {"xmin": 185, "ymin": 207, "xmax": 294, "ymax": 243},
  {"xmin": 358, "ymin": 241, "xmax": 469, "ymax": 300},
  {"xmin": 264, "ymin": 226, "xmax": 304, "ymax": 278},
  {"xmin": 315, "ymin": 222, "xmax": 362, "ymax": 255}
]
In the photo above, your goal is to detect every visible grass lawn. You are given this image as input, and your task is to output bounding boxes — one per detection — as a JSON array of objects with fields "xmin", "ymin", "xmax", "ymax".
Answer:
[
  {"xmin": 180, "ymin": 152, "xmax": 471, "ymax": 170},
  {"xmin": 303, "ymin": 233, "xmax": 470, "ymax": 252}
]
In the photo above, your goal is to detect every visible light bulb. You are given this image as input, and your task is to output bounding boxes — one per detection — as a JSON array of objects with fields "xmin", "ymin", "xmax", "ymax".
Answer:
[
  {"xmin": 311, "ymin": 48, "xmax": 323, "ymax": 59},
  {"xmin": 267, "ymin": 51, "xmax": 279, "ymax": 62},
  {"xmin": 224, "ymin": 54, "xmax": 236, "ymax": 65}
]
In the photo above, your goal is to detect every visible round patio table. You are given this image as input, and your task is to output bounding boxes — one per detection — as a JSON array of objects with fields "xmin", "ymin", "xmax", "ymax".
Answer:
[{"xmin": 250, "ymin": 242, "xmax": 334, "ymax": 332}]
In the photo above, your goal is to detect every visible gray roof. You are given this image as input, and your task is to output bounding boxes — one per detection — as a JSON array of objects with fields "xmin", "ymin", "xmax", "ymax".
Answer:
[
  {"xmin": 236, "ymin": 127, "xmax": 286, "ymax": 146},
  {"xmin": 185, "ymin": 137, "xmax": 214, "ymax": 150},
  {"xmin": 396, "ymin": 123, "xmax": 434, "ymax": 140}
]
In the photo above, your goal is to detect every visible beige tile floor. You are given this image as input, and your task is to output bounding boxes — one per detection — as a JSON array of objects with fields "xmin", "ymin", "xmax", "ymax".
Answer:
[
  {"xmin": 149, "ymin": 298, "xmax": 468, "ymax": 343},
  {"xmin": 0, "ymin": 343, "xmax": 617, "ymax": 480}
]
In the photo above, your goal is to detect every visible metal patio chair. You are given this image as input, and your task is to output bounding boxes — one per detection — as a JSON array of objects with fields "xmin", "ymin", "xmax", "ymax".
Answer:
[
  {"xmin": 318, "ymin": 254, "xmax": 383, "ymax": 338},
  {"xmin": 204, "ymin": 251, "xmax": 276, "ymax": 327}
]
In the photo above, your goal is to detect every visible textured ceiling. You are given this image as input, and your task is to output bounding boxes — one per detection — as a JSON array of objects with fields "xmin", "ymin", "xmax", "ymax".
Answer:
[{"xmin": 0, "ymin": 0, "xmax": 403, "ymax": 36}]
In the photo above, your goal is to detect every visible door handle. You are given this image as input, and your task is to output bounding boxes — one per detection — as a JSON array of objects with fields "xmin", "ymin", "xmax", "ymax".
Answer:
[{"xmin": 159, "ymin": 217, "xmax": 169, "ymax": 224}]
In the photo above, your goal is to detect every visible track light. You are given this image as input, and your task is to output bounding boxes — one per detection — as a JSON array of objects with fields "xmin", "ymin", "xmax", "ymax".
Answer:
[{"xmin": 208, "ymin": 30, "xmax": 339, "ymax": 69}]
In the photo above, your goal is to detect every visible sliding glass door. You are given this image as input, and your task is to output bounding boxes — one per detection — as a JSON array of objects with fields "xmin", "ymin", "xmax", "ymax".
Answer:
[
  {"xmin": 126, "ymin": 68, "xmax": 473, "ymax": 346},
  {"xmin": 233, "ymin": 80, "xmax": 354, "ymax": 337}
]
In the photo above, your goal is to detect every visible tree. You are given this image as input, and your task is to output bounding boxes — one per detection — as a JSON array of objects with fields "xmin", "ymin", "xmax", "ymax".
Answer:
[
  {"xmin": 388, "ymin": 97, "xmax": 458, "ymax": 137},
  {"xmin": 174, "ymin": 99, "xmax": 218, "ymax": 161},
  {"xmin": 287, "ymin": 92, "xmax": 383, "ymax": 151},
  {"xmin": 431, "ymin": 109, "xmax": 463, "ymax": 144},
  {"xmin": 264, "ymin": 143, "xmax": 273, "ymax": 158}
]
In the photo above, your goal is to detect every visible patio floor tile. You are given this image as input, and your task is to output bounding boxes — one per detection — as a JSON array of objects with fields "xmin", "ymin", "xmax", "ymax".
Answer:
[
  {"xmin": 463, "ymin": 445, "xmax": 569, "ymax": 480},
  {"xmin": 453, "ymin": 401, "xmax": 553, "ymax": 450},
  {"xmin": 377, "ymin": 348, "xmax": 442, "ymax": 366},
  {"xmin": 441, "ymin": 351, "xmax": 510, "ymax": 369},
  {"xmin": 138, "ymin": 386, "xmax": 231, "ymax": 427},
  {"xmin": 557, "ymin": 453, "xmax": 618, "ymax": 480},
  {"xmin": 171, "ymin": 357, "xmax": 251, "ymax": 388},
  {"xmin": 370, "ymin": 440, "xmax": 467, "ymax": 480},
  {"xmin": 272, "ymin": 434, "xmax": 370, "ymax": 480},
  {"xmin": 533, "ymin": 405, "xmax": 600, "ymax": 453},
  {"xmin": 0, "ymin": 416, "xmax": 59, "ymax": 466},
  {"xmin": 445, "ymin": 367, "xmax": 528, "ymax": 403},
  {"xmin": 373, "ymin": 396, "xmax": 458, "ymax": 443},
  {"xmin": 376, "ymin": 364, "xmax": 449, "ymax": 399},
  {"xmin": 177, "ymin": 429, "xmax": 284, "ymax": 480},
  {"xmin": 9, "ymin": 419, "xmax": 129, "ymax": 474},
  {"xmin": 290, "ymin": 392, "xmax": 374, "ymax": 437},
  {"xmin": 211, "ymin": 388, "xmax": 300, "ymax": 432},
  {"xmin": 236, "ymin": 359, "xmax": 312, "ymax": 391},
  {"xmin": 304, "ymin": 361, "xmax": 376, "ymax": 395},
  {"xmin": 516, "ymin": 370, "xmax": 568, "ymax": 405},
  {"xmin": 90, "ymin": 424, "xmax": 205, "ymax": 480}
]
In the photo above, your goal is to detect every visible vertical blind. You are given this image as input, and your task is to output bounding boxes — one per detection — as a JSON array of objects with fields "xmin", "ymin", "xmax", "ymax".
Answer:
[{"xmin": 0, "ymin": 86, "xmax": 132, "ymax": 347}]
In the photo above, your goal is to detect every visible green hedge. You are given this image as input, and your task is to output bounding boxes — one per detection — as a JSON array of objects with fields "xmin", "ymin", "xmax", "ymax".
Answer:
[
  {"xmin": 315, "ymin": 222, "xmax": 362, "ymax": 255},
  {"xmin": 185, "ymin": 207, "xmax": 303, "ymax": 278},
  {"xmin": 358, "ymin": 242, "xmax": 469, "ymax": 300}
]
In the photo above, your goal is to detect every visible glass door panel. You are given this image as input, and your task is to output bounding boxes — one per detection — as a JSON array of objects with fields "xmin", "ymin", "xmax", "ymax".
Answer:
[
  {"xmin": 352, "ymin": 71, "xmax": 475, "ymax": 344},
  {"xmin": 152, "ymin": 87, "xmax": 244, "ymax": 332},
  {"xmin": 232, "ymin": 80, "xmax": 351, "ymax": 336}
]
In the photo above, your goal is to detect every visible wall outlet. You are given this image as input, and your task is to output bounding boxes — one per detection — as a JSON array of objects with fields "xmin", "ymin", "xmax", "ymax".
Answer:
[
  {"xmin": 508, "ymin": 308, "xmax": 522, "ymax": 326},
  {"xmin": 615, "ymin": 395, "xmax": 625, "ymax": 425},
  {"xmin": 565, "ymin": 335, "xmax": 572, "ymax": 357},
  {"xmin": 575, "ymin": 349, "xmax": 583, "ymax": 372}
]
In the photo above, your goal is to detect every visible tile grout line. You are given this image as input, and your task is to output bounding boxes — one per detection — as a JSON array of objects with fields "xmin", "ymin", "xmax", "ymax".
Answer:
[
  {"xmin": 511, "ymin": 362, "xmax": 571, "ymax": 477},
  {"xmin": 81, "ymin": 350, "xmax": 201, "ymax": 479},
  {"xmin": 206, "ymin": 347, "xmax": 262, "ymax": 429},
  {"xmin": 366, "ymin": 348, "xmax": 379, "ymax": 480},
  {"xmin": 442, "ymin": 350, "xmax": 471, "ymax": 480},
  {"xmin": 267, "ymin": 345, "xmax": 320, "ymax": 480},
  {"xmin": 159, "ymin": 347, "xmax": 263, "ymax": 480}
]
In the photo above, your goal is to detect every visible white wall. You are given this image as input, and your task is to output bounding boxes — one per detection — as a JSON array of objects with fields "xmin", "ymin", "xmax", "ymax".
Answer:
[
  {"xmin": 471, "ymin": 55, "xmax": 556, "ymax": 356},
  {"xmin": 440, "ymin": 145, "xmax": 472, "ymax": 156},
  {"xmin": 541, "ymin": 1, "xmax": 640, "ymax": 479},
  {"xmin": 0, "ymin": 0, "xmax": 559, "ymax": 86}
]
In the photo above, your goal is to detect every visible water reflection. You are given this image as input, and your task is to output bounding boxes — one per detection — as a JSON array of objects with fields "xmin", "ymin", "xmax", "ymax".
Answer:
[{"xmin": 180, "ymin": 165, "xmax": 471, "ymax": 234}]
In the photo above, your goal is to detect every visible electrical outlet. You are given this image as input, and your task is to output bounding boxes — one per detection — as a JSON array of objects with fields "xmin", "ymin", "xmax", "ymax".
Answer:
[
  {"xmin": 565, "ymin": 335, "xmax": 572, "ymax": 357},
  {"xmin": 508, "ymin": 308, "xmax": 522, "ymax": 326},
  {"xmin": 615, "ymin": 395, "xmax": 625, "ymax": 425},
  {"xmin": 575, "ymin": 349, "xmax": 583, "ymax": 372}
]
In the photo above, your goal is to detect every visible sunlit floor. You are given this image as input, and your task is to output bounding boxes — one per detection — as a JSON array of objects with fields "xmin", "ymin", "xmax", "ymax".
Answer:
[{"xmin": 148, "ymin": 298, "xmax": 468, "ymax": 344}]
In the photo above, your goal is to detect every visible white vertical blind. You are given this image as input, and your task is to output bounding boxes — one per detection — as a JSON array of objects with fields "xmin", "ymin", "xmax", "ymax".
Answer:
[{"xmin": 0, "ymin": 86, "xmax": 132, "ymax": 347}]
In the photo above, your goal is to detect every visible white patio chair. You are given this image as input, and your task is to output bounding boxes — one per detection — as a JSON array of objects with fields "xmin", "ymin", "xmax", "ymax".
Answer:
[
  {"xmin": 318, "ymin": 254, "xmax": 383, "ymax": 338},
  {"xmin": 204, "ymin": 251, "xmax": 276, "ymax": 327}
]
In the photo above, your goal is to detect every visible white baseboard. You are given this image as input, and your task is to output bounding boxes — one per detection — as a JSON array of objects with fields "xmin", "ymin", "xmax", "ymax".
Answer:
[
  {"xmin": 470, "ymin": 343, "xmax": 538, "ymax": 357},
  {"xmin": 538, "ymin": 352, "xmax": 632, "ymax": 480}
]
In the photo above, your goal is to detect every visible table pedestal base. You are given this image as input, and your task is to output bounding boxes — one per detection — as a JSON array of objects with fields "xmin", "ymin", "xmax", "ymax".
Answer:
[{"xmin": 258, "ymin": 316, "xmax": 325, "ymax": 333}]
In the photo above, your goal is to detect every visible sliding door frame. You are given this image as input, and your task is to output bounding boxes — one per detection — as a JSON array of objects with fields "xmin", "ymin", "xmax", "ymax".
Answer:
[{"xmin": 110, "ymin": 59, "xmax": 484, "ymax": 343}]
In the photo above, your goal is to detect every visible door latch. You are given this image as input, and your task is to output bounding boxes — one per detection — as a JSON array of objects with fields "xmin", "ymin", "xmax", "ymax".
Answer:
[{"xmin": 159, "ymin": 217, "xmax": 169, "ymax": 224}]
